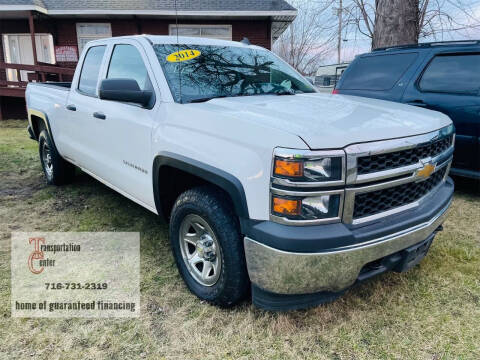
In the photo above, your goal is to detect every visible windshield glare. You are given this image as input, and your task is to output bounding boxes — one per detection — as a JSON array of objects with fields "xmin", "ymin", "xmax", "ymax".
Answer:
[{"xmin": 154, "ymin": 44, "xmax": 316, "ymax": 103}]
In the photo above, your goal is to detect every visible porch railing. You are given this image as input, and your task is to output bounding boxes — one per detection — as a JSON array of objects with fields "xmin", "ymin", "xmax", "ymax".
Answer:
[{"xmin": 0, "ymin": 62, "xmax": 76, "ymax": 97}]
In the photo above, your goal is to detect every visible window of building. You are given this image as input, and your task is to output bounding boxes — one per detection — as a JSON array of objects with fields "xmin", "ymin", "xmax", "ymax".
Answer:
[
  {"xmin": 419, "ymin": 54, "xmax": 480, "ymax": 94},
  {"xmin": 78, "ymin": 45, "xmax": 106, "ymax": 96},
  {"xmin": 76, "ymin": 23, "xmax": 112, "ymax": 53},
  {"xmin": 2, "ymin": 34, "xmax": 55, "ymax": 82},
  {"xmin": 107, "ymin": 44, "xmax": 153, "ymax": 91},
  {"xmin": 169, "ymin": 25, "xmax": 232, "ymax": 40}
]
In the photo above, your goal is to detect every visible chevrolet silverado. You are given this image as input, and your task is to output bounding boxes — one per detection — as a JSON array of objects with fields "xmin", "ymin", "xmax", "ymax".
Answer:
[{"xmin": 26, "ymin": 36, "xmax": 455, "ymax": 310}]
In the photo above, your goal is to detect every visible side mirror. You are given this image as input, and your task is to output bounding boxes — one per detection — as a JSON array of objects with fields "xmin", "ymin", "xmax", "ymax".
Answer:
[{"xmin": 99, "ymin": 78, "xmax": 153, "ymax": 107}]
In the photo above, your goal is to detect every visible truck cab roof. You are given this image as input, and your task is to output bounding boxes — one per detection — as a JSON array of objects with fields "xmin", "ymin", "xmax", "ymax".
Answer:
[
  {"xmin": 85, "ymin": 34, "xmax": 263, "ymax": 50},
  {"xmin": 146, "ymin": 35, "xmax": 263, "ymax": 49}
]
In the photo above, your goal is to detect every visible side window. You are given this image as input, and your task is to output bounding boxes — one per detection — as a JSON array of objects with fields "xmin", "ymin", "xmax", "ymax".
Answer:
[
  {"xmin": 78, "ymin": 45, "xmax": 106, "ymax": 96},
  {"xmin": 107, "ymin": 44, "xmax": 153, "ymax": 91},
  {"xmin": 419, "ymin": 54, "xmax": 480, "ymax": 94},
  {"xmin": 339, "ymin": 53, "xmax": 418, "ymax": 91}
]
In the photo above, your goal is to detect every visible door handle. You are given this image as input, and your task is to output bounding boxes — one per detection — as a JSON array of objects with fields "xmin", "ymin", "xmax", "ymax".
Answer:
[
  {"xmin": 66, "ymin": 104, "xmax": 76, "ymax": 111},
  {"xmin": 93, "ymin": 112, "xmax": 106, "ymax": 120},
  {"xmin": 406, "ymin": 100, "xmax": 427, "ymax": 108}
]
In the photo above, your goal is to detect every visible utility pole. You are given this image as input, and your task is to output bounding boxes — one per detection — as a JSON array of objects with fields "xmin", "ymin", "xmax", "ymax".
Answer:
[{"xmin": 337, "ymin": 0, "xmax": 343, "ymax": 64}]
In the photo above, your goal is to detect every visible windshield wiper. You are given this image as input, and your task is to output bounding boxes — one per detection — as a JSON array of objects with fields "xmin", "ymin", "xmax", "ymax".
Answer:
[
  {"xmin": 187, "ymin": 90, "xmax": 300, "ymax": 103},
  {"xmin": 274, "ymin": 90, "xmax": 299, "ymax": 96},
  {"xmin": 188, "ymin": 95, "xmax": 228, "ymax": 103}
]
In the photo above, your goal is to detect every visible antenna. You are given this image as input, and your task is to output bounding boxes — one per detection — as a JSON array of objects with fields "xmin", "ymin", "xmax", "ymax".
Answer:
[
  {"xmin": 174, "ymin": 0, "xmax": 179, "ymax": 44},
  {"xmin": 174, "ymin": 0, "xmax": 182, "ymax": 102}
]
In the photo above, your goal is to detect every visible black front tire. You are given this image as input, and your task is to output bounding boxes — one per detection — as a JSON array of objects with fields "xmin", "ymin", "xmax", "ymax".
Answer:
[
  {"xmin": 38, "ymin": 130, "xmax": 75, "ymax": 185},
  {"xmin": 169, "ymin": 186, "xmax": 250, "ymax": 307}
]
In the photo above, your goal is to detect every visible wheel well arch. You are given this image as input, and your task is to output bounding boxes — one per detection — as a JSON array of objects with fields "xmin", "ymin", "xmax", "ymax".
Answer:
[
  {"xmin": 27, "ymin": 109, "xmax": 63, "ymax": 155},
  {"xmin": 152, "ymin": 153, "xmax": 249, "ymax": 223},
  {"xmin": 28, "ymin": 109, "xmax": 49, "ymax": 140},
  {"xmin": 30, "ymin": 114, "xmax": 47, "ymax": 139}
]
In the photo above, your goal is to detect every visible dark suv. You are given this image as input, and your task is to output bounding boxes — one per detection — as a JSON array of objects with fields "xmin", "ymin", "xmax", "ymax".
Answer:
[{"xmin": 335, "ymin": 41, "xmax": 480, "ymax": 179}]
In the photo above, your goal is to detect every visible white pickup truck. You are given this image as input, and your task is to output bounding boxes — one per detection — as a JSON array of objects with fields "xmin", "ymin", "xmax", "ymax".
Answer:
[{"xmin": 26, "ymin": 35, "xmax": 455, "ymax": 310}]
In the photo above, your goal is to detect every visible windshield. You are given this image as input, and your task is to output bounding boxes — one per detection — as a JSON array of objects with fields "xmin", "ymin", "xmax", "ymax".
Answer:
[{"xmin": 154, "ymin": 44, "xmax": 316, "ymax": 103}]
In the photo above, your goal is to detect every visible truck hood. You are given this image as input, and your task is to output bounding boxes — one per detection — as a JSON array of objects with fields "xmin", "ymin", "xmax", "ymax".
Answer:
[{"xmin": 192, "ymin": 93, "xmax": 452, "ymax": 149}]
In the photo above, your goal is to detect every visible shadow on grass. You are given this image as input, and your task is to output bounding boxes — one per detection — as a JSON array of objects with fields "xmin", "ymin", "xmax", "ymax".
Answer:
[{"xmin": 452, "ymin": 175, "xmax": 480, "ymax": 197}]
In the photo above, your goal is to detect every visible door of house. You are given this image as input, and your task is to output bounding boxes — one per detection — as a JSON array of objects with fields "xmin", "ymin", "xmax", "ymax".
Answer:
[{"xmin": 2, "ymin": 34, "xmax": 55, "ymax": 82}]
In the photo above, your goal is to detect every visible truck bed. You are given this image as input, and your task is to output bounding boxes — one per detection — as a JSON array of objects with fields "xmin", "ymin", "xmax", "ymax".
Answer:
[{"xmin": 26, "ymin": 82, "xmax": 71, "ymax": 126}]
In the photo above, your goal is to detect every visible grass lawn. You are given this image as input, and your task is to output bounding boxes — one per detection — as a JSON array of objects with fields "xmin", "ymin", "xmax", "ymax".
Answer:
[{"xmin": 0, "ymin": 119, "xmax": 479, "ymax": 360}]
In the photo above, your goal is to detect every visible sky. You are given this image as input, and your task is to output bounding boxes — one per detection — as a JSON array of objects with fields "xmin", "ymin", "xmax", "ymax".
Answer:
[{"xmin": 290, "ymin": 0, "xmax": 480, "ymax": 65}]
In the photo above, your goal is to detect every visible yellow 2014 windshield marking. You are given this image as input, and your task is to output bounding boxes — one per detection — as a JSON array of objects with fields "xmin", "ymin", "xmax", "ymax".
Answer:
[{"xmin": 166, "ymin": 50, "xmax": 201, "ymax": 62}]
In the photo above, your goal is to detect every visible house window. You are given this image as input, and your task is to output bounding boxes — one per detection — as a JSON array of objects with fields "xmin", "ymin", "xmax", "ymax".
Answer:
[
  {"xmin": 76, "ymin": 23, "xmax": 112, "ymax": 54},
  {"xmin": 2, "ymin": 34, "xmax": 55, "ymax": 82},
  {"xmin": 169, "ymin": 25, "xmax": 232, "ymax": 41}
]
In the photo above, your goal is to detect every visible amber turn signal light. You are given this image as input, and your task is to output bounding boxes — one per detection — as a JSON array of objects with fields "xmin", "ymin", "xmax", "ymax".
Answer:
[
  {"xmin": 274, "ymin": 159, "xmax": 303, "ymax": 177},
  {"xmin": 272, "ymin": 197, "xmax": 301, "ymax": 216}
]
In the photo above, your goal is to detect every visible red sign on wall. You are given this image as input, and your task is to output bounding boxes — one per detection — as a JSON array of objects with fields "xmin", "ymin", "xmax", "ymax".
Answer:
[{"xmin": 55, "ymin": 46, "xmax": 78, "ymax": 62}]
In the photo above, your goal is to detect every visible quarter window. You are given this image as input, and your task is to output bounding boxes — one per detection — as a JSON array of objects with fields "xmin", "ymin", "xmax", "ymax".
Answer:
[
  {"xmin": 107, "ymin": 44, "xmax": 153, "ymax": 91},
  {"xmin": 78, "ymin": 45, "xmax": 106, "ymax": 96},
  {"xmin": 419, "ymin": 54, "xmax": 480, "ymax": 94}
]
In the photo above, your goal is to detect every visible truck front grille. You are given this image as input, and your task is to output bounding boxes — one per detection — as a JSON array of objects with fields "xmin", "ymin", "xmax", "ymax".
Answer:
[
  {"xmin": 353, "ymin": 167, "xmax": 447, "ymax": 219},
  {"xmin": 357, "ymin": 135, "xmax": 453, "ymax": 175}
]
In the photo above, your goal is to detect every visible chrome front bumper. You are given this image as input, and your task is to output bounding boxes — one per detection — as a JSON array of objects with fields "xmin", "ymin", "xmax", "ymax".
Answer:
[{"xmin": 244, "ymin": 199, "xmax": 451, "ymax": 295}]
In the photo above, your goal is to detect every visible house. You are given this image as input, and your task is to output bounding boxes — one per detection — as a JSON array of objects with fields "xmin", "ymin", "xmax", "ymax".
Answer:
[{"xmin": 0, "ymin": 0, "xmax": 297, "ymax": 119}]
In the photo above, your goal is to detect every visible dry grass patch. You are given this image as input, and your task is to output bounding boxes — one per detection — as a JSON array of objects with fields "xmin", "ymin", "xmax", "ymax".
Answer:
[{"xmin": 0, "ymin": 120, "xmax": 479, "ymax": 359}]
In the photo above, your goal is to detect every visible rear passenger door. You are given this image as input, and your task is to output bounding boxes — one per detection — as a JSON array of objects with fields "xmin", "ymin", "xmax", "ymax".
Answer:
[
  {"xmin": 63, "ymin": 45, "xmax": 108, "ymax": 169},
  {"xmin": 402, "ymin": 53, "xmax": 480, "ymax": 175}
]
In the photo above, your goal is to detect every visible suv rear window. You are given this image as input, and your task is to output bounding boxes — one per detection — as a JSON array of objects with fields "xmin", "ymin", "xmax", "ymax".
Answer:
[
  {"xmin": 419, "ymin": 54, "xmax": 480, "ymax": 94},
  {"xmin": 339, "ymin": 53, "xmax": 418, "ymax": 91}
]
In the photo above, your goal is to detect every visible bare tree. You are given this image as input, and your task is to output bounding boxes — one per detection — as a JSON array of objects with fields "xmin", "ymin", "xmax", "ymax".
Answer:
[
  {"xmin": 274, "ymin": 1, "xmax": 337, "ymax": 75},
  {"xmin": 277, "ymin": 0, "xmax": 479, "ymax": 66},
  {"xmin": 372, "ymin": 0, "xmax": 420, "ymax": 48},
  {"xmin": 341, "ymin": 0, "xmax": 480, "ymax": 49},
  {"xmin": 419, "ymin": 0, "xmax": 480, "ymax": 38}
]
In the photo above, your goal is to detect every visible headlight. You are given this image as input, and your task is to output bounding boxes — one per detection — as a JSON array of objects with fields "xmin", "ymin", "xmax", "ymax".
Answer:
[
  {"xmin": 270, "ymin": 148, "xmax": 346, "ymax": 225},
  {"xmin": 272, "ymin": 150, "xmax": 345, "ymax": 185},
  {"xmin": 271, "ymin": 193, "xmax": 342, "ymax": 222}
]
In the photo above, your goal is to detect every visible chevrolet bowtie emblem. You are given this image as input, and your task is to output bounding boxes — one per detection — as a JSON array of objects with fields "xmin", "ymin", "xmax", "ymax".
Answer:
[{"xmin": 416, "ymin": 163, "xmax": 436, "ymax": 180}]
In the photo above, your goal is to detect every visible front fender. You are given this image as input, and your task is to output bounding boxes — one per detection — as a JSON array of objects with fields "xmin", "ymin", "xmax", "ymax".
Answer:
[{"xmin": 152, "ymin": 152, "xmax": 249, "ymax": 220}]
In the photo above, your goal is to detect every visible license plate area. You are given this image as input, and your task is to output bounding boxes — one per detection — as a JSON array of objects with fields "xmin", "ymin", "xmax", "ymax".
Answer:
[
  {"xmin": 393, "ymin": 234, "xmax": 434, "ymax": 273},
  {"xmin": 357, "ymin": 233, "xmax": 436, "ymax": 283}
]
